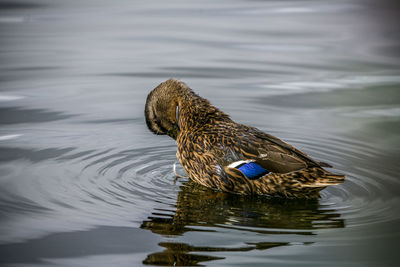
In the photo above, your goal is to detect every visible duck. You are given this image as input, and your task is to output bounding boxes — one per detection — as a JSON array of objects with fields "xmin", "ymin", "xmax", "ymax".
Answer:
[{"xmin": 144, "ymin": 79, "xmax": 345, "ymax": 198}]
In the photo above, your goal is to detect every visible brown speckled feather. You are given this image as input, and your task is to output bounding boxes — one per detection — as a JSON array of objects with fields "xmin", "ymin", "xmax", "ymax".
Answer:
[{"xmin": 145, "ymin": 79, "xmax": 345, "ymax": 199}]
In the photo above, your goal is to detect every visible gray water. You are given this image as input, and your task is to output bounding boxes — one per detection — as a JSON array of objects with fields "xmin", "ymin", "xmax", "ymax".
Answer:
[{"xmin": 1, "ymin": 0, "xmax": 400, "ymax": 266}]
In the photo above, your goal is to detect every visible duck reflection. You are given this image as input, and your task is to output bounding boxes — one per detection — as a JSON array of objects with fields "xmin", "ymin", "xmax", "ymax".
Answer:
[{"xmin": 141, "ymin": 181, "xmax": 344, "ymax": 266}]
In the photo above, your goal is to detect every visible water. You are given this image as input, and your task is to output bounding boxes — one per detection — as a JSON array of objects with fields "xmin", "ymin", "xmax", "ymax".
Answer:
[{"xmin": 0, "ymin": 0, "xmax": 399, "ymax": 266}]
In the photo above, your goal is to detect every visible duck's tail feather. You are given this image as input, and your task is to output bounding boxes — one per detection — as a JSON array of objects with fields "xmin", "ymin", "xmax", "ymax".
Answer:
[
  {"xmin": 299, "ymin": 168, "xmax": 345, "ymax": 188},
  {"xmin": 318, "ymin": 161, "xmax": 333, "ymax": 168}
]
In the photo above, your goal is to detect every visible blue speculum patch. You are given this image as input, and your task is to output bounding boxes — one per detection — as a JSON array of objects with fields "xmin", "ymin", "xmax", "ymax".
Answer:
[{"xmin": 238, "ymin": 162, "xmax": 269, "ymax": 180}]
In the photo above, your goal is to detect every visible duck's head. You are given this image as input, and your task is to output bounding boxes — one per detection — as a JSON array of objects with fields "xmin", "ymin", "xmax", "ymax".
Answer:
[{"xmin": 145, "ymin": 79, "xmax": 187, "ymax": 139}]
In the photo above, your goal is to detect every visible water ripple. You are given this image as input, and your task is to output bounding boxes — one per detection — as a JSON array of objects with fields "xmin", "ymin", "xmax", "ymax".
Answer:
[{"xmin": 1, "ymin": 131, "xmax": 398, "ymax": 244}]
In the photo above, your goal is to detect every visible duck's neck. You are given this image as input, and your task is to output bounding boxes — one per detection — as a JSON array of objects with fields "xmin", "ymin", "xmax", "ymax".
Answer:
[{"xmin": 177, "ymin": 91, "xmax": 231, "ymax": 132}]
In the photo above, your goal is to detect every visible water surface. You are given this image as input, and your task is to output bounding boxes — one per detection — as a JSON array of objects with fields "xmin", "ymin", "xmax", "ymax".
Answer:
[{"xmin": 0, "ymin": 0, "xmax": 400, "ymax": 266}]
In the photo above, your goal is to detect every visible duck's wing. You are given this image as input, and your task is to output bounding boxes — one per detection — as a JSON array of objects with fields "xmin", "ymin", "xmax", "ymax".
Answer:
[
  {"xmin": 214, "ymin": 126, "xmax": 325, "ymax": 177},
  {"xmin": 250, "ymin": 128, "xmax": 332, "ymax": 168}
]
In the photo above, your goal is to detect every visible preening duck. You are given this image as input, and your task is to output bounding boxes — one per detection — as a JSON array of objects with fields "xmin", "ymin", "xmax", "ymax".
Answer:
[{"xmin": 145, "ymin": 79, "xmax": 345, "ymax": 198}]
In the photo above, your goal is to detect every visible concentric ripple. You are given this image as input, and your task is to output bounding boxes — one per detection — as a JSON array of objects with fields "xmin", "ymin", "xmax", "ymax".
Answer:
[
  {"xmin": 1, "ymin": 127, "xmax": 399, "ymax": 250},
  {"xmin": 80, "ymin": 145, "xmax": 179, "ymax": 204},
  {"xmin": 0, "ymin": 145, "xmax": 182, "ymax": 243}
]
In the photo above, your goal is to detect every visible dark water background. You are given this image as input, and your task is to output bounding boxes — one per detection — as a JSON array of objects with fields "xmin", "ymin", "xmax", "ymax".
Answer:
[{"xmin": 1, "ymin": 0, "xmax": 400, "ymax": 266}]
